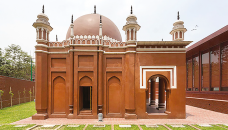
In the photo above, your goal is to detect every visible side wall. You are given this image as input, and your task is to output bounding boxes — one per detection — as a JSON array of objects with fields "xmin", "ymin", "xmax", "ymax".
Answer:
[
  {"xmin": 186, "ymin": 92, "xmax": 228, "ymax": 114},
  {"xmin": 135, "ymin": 53, "xmax": 186, "ymax": 119},
  {"xmin": 0, "ymin": 75, "xmax": 35, "ymax": 108}
]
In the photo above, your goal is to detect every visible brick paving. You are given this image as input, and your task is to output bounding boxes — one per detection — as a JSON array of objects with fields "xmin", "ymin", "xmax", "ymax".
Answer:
[{"xmin": 12, "ymin": 105, "xmax": 228, "ymax": 125}]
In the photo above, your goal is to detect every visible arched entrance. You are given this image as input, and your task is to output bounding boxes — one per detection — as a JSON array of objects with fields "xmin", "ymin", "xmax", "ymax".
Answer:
[
  {"xmin": 79, "ymin": 76, "xmax": 92, "ymax": 115},
  {"xmin": 146, "ymin": 74, "xmax": 170, "ymax": 114}
]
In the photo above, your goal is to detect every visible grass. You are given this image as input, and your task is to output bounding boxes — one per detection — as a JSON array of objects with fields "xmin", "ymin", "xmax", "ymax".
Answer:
[
  {"xmin": 0, "ymin": 124, "xmax": 35, "ymax": 130},
  {"xmin": 0, "ymin": 101, "xmax": 36, "ymax": 124},
  {"xmin": 85, "ymin": 125, "xmax": 111, "ymax": 130},
  {"xmin": 39, "ymin": 125, "xmax": 60, "ymax": 129},
  {"xmin": 140, "ymin": 125, "xmax": 167, "ymax": 130},
  {"xmin": 114, "ymin": 125, "xmax": 139, "ymax": 130},
  {"xmin": 59, "ymin": 125, "xmax": 85, "ymax": 130},
  {"xmin": 193, "ymin": 124, "xmax": 226, "ymax": 130},
  {"xmin": 217, "ymin": 124, "xmax": 228, "ymax": 129},
  {"xmin": 166, "ymin": 124, "xmax": 195, "ymax": 130}
]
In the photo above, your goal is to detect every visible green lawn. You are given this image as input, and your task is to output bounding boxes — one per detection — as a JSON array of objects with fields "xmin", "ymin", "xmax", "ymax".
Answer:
[
  {"xmin": 166, "ymin": 124, "xmax": 195, "ymax": 130},
  {"xmin": 193, "ymin": 124, "xmax": 226, "ymax": 130},
  {"xmin": 59, "ymin": 125, "xmax": 85, "ymax": 130},
  {"xmin": 140, "ymin": 125, "xmax": 167, "ymax": 130},
  {"xmin": 114, "ymin": 125, "xmax": 139, "ymax": 130},
  {"xmin": 218, "ymin": 124, "xmax": 228, "ymax": 129},
  {"xmin": 85, "ymin": 125, "xmax": 111, "ymax": 130},
  {"xmin": 0, "ymin": 101, "xmax": 36, "ymax": 124},
  {"xmin": 0, "ymin": 124, "xmax": 35, "ymax": 130}
]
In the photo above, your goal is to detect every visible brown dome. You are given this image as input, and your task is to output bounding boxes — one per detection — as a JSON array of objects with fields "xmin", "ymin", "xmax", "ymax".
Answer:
[{"xmin": 66, "ymin": 14, "xmax": 122, "ymax": 41}]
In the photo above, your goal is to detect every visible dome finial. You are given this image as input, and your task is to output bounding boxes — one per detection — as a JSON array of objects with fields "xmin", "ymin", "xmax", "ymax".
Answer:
[
  {"xmin": 94, "ymin": 5, "xmax": 96, "ymax": 14},
  {"xmin": 100, "ymin": 15, "xmax": 102, "ymax": 23},
  {"xmin": 56, "ymin": 35, "xmax": 58, "ymax": 41},
  {"xmin": 131, "ymin": 5, "xmax": 133, "ymax": 14},
  {"xmin": 42, "ymin": 5, "xmax": 44, "ymax": 13},
  {"xmin": 71, "ymin": 15, "xmax": 73, "ymax": 23},
  {"xmin": 177, "ymin": 11, "xmax": 180, "ymax": 20}
]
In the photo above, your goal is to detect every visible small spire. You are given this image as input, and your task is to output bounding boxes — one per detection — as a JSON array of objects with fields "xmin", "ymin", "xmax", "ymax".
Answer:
[
  {"xmin": 71, "ymin": 15, "xmax": 73, "ymax": 23},
  {"xmin": 94, "ymin": 5, "xmax": 96, "ymax": 14},
  {"xmin": 177, "ymin": 11, "xmax": 180, "ymax": 20},
  {"xmin": 56, "ymin": 35, "xmax": 58, "ymax": 41},
  {"xmin": 42, "ymin": 5, "xmax": 44, "ymax": 13},
  {"xmin": 100, "ymin": 15, "xmax": 102, "ymax": 23},
  {"xmin": 131, "ymin": 5, "xmax": 133, "ymax": 14}
]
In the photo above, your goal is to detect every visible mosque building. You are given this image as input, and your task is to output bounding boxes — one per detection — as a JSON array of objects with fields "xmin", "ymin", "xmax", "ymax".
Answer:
[{"xmin": 32, "ymin": 5, "xmax": 192, "ymax": 119}]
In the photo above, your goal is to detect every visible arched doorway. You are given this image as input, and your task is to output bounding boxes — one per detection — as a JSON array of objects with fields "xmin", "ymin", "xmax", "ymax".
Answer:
[
  {"xmin": 79, "ymin": 76, "xmax": 92, "ymax": 114},
  {"xmin": 146, "ymin": 74, "xmax": 170, "ymax": 114}
]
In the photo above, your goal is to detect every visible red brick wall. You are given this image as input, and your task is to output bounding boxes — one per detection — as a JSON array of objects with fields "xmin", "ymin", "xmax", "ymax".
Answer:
[
  {"xmin": 186, "ymin": 92, "xmax": 228, "ymax": 114},
  {"xmin": 0, "ymin": 75, "xmax": 35, "ymax": 108}
]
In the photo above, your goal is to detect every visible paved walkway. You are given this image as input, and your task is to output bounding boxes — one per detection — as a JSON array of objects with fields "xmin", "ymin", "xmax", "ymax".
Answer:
[{"xmin": 12, "ymin": 105, "xmax": 228, "ymax": 125}]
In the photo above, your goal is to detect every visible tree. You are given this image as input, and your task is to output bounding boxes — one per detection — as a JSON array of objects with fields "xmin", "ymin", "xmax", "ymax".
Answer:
[
  {"xmin": 0, "ymin": 90, "xmax": 4, "ymax": 109},
  {"xmin": 0, "ymin": 44, "xmax": 35, "ymax": 80}
]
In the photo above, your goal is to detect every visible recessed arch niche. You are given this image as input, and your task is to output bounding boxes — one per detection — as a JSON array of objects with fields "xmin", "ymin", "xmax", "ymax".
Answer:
[
  {"xmin": 107, "ymin": 76, "xmax": 121, "ymax": 114},
  {"xmin": 53, "ymin": 76, "xmax": 66, "ymax": 114}
]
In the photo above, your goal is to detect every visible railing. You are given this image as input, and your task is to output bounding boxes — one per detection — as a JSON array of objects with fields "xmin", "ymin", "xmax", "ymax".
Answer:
[{"xmin": 48, "ymin": 35, "xmax": 125, "ymax": 48}]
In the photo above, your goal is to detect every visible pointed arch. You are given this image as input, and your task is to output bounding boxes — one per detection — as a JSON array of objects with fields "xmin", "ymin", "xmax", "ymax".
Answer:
[
  {"xmin": 53, "ymin": 76, "xmax": 66, "ymax": 113},
  {"xmin": 107, "ymin": 76, "xmax": 121, "ymax": 114},
  {"xmin": 148, "ymin": 74, "xmax": 170, "ymax": 90},
  {"xmin": 80, "ymin": 76, "xmax": 92, "ymax": 86}
]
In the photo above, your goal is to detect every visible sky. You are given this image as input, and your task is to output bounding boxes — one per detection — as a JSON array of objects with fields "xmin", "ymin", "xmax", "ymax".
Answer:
[{"xmin": 0, "ymin": 0, "xmax": 228, "ymax": 58}]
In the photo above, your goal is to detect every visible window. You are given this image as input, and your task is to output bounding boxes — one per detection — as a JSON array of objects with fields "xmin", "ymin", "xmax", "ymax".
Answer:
[
  {"xmin": 210, "ymin": 46, "xmax": 220, "ymax": 91},
  {"xmin": 193, "ymin": 56, "xmax": 199, "ymax": 91},
  {"xmin": 201, "ymin": 52, "xmax": 209, "ymax": 91},
  {"xmin": 221, "ymin": 41, "xmax": 228, "ymax": 91},
  {"xmin": 187, "ymin": 59, "xmax": 192, "ymax": 91}
]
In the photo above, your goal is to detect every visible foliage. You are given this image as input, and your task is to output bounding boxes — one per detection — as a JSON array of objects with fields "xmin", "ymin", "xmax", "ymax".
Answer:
[
  {"xmin": 0, "ymin": 101, "xmax": 36, "ymax": 124},
  {"xmin": 0, "ymin": 124, "xmax": 35, "ymax": 130},
  {"xmin": 0, "ymin": 44, "xmax": 35, "ymax": 80},
  {"xmin": 0, "ymin": 90, "xmax": 3, "ymax": 96},
  {"xmin": 9, "ymin": 91, "xmax": 14, "ymax": 97},
  {"xmin": 29, "ymin": 90, "xmax": 32, "ymax": 95},
  {"xmin": 23, "ymin": 89, "xmax": 26, "ymax": 95}
]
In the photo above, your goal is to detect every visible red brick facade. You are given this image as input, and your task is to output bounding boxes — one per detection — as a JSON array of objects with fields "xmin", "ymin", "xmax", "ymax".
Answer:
[{"xmin": 0, "ymin": 75, "xmax": 35, "ymax": 108}]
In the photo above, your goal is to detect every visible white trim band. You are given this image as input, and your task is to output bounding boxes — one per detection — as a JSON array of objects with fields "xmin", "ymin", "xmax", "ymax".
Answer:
[{"xmin": 140, "ymin": 66, "xmax": 177, "ymax": 89}]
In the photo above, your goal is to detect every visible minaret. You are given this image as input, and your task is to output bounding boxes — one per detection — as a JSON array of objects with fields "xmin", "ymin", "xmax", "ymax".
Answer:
[
  {"xmin": 94, "ymin": 5, "xmax": 96, "ymax": 14},
  {"xmin": 70, "ymin": 15, "xmax": 74, "ymax": 38},
  {"xmin": 170, "ymin": 11, "xmax": 187, "ymax": 41},
  {"xmin": 123, "ymin": 6, "xmax": 140, "ymax": 42},
  {"xmin": 99, "ymin": 15, "xmax": 102, "ymax": 39},
  {"xmin": 33, "ymin": 5, "xmax": 53, "ymax": 42},
  {"xmin": 32, "ymin": 5, "xmax": 52, "ymax": 120}
]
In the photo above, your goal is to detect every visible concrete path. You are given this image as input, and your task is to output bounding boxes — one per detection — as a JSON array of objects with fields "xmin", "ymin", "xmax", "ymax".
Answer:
[{"xmin": 12, "ymin": 105, "xmax": 228, "ymax": 125}]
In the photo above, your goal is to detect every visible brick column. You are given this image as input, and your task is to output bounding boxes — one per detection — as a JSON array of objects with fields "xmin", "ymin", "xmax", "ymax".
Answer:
[
  {"xmin": 98, "ymin": 41, "xmax": 103, "ymax": 113},
  {"xmin": 124, "ymin": 45, "xmax": 137, "ymax": 119},
  {"xmin": 32, "ymin": 49, "xmax": 48, "ymax": 120},
  {"xmin": 68, "ymin": 45, "xmax": 74, "ymax": 118},
  {"xmin": 150, "ymin": 79, "xmax": 156, "ymax": 106},
  {"xmin": 148, "ymin": 80, "xmax": 151, "ymax": 104},
  {"xmin": 158, "ymin": 78, "xmax": 166, "ymax": 109}
]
